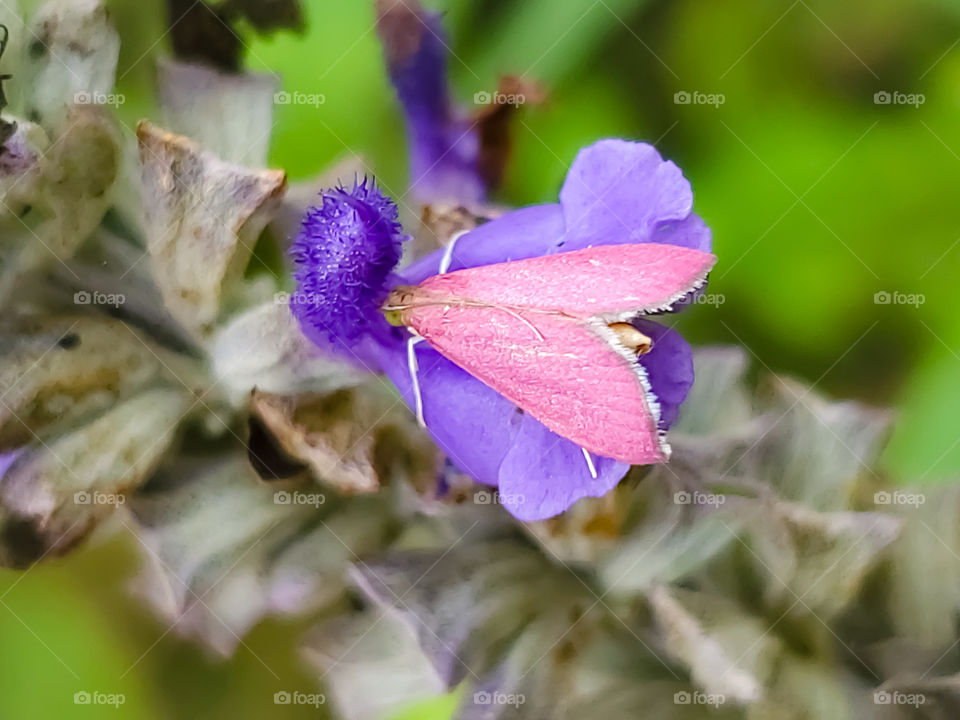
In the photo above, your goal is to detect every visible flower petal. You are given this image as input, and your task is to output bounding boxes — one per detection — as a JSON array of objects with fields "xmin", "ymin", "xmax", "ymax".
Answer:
[
  {"xmin": 398, "ymin": 203, "xmax": 565, "ymax": 284},
  {"xmin": 633, "ymin": 318, "xmax": 695, "ymax": 430},
  {"xmin": 650, "ymin": 212, "xmax": 713, "ymax": 252},
  {"xmin": 497, "ymin": 414, "xmax": 629, "ymax": 521},
  {"xmin": 375, "ymin": 337, "xmax": 631, "ymax": 521},
  {"xmin": 377, "ymin": 342, "xmax": 522, "ymax": 485},
  {"xmin": 558, "ymin": 139, "xmax": 693, "ymax": 250}
]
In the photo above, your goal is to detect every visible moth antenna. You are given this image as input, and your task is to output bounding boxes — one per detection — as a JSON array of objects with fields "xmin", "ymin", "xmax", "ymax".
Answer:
[
  {"xmin": 407, "ymin": 335, "xmax": 426, "ymax": 427},
  {"xmin": 438, "ymin": 230, "xmax": 466, "ymax": 274},
  {"xmin": 498, "ymin": 306, "xmax": 545, "ymax": 341},
  {"xmin": 582, "ymin": 448, "xmax": 598, "ymax": 479}
]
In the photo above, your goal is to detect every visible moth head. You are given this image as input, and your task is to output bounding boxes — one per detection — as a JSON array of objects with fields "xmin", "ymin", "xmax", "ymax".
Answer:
[
  {"xmin": 607, "ymin": 322, "xmax": 653, "ymax": 356},
  {"xmin": 383, "ymin": 286, "xmax": 417, "ymax": 326}
]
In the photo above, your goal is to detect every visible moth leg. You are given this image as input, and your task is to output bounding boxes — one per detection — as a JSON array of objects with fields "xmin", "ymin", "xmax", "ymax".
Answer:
[
  {"xmin": 581, "ymin": 448, "xmax": 598, "ymax": 479},
  {"xmin": 438, "ymin": 230, "xmax": 467, "ymax": 274},
  {"xmin": 407, "ymin": 334, "xmax": 427, "ymax": 427}
]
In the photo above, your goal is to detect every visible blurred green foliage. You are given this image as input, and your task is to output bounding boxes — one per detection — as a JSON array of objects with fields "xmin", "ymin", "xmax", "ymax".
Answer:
[{"xmin": 3, "ymin": 0, "xmax": 959, "ymax": 718}]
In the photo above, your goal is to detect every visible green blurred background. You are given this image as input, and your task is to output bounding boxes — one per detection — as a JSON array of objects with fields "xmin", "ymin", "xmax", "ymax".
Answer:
[{"xmin": 2, "ymin": 0, "xmax": 958, "ymax": 716}]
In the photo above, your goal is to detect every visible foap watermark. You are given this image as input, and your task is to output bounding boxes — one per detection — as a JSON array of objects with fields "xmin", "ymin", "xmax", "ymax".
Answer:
[
  {"xmin": 74, "ymin": 290, "xmax": 124, "ymax": 308},
  {"xmin": 691, "ymin": 293, "xmax": 725, "ymax": 307},
  {"xmin": 474, "ymin": 489, "xmax": 525, "ymax": 506},
  {"xmin": 275, "ymin": 290, "xmax": 322, "ymax": 308},
  {"xmin": 473, "ymin": 90, "xmax": 526, "ymax": 107},
  {"xmin": 873, "ymin": 690, "xmax": 926, "ymax": 707},
  {"xmin": 473, "ymin": 691, "xmax": 525, "ymax": 707},
  {"xmin": 874, "ymin": 291, "xmax": 924, "ymax": 307},
  {"xmin": 274, "ymin": 90, "xmax": 326, "ymax": 108},
  {"xmin": 74, "ymin": 490, "xmax": 125, "ymax": 507},
  {"xmin": 273, "ymin": 691, "xmax": 326, "ymax": 707},
  {"xmin": 674, "ymin": 490, "xmax": 725, "ymax": 508},
  {"xmin": 74, "ymin": 90, "xmax": 126, "ymax": 107},
  {"xmin": 674, "ymin": 691, "xmax": 725, "ymax": 707},
  {"xmin": 874, "ymin": 490, "xmax": 925, "ymax": 508},
  {"xmin": 74, "ymin": 691, "xmax": 126, "ymax": 708},
  {"xmin": 274, "ymin": 490, "xmax": 325, "ymax": 508},
  {"xmin": 674, "ymin": 90, "xmax": 725, "ymax": 108},
  {"xmin": 873, "ymin": 90, "xmax": 925, "ymax": 108}
]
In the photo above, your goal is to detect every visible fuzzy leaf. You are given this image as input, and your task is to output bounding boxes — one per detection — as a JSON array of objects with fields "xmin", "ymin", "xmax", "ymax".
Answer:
[
  {"xmin": 137, "ymin": 121, "xmax": 287, "ymax": 338},
  {"xmin": 598, "ymin": 475, "xmax": 743, "ymax": 596},
  {"xmin": 0, "ymin": 315, "xmax": 197, "ymax": 450},
  {"xmin": 249, "ymin": 384, "xmax": 434, "ymax": 495},
  {"xmin": 158, "ymin": 58, "xmax": 279, "ymax": 168},
  {"xmin": 742, "ymin": 499, "xmax": 900, "ymax": 619},
  {"xmin": 0, "ymin": 387, "xmax": 191, "ymax": 567},
  {"xmin": 747, "ymin": 657, "xmax": 859, "ymax": 720},
  {"xmin": 885, "ymin": 485, "xmax": 960, "ymax": 648},
  {"xmin": 130, "ymin": 455, "xmax": 393, "ymax": 655},
  {"xmin": 348, "ymin": 540, "xmax": 568, "ymax": 688},
  {"xmin": 19, "ymin": 0, "xmax": 120, "ymax": 129},
  {"xmin": 0, "ymin": 117, "xmax": 47, "ymax": 216},
  {"xmin": 754, "ymin": 378, "xmax": 893, "ymax": 511},
  {"xmin": 674, "ymin": 347, "xmax": 753, "ymax": 436},
  {"xmin": 649, "ymin": 586, "xmax": 777, "ymax": 705},
  {"xmin": 304, "ymin": 610, "xmax": 448, "ymax": 720},
  {"xmin": 1, "ymin": 107, "xmax": 120, "ymax": 297},
  {"xmin": 210, "ymin": 300, "xmax": 365, "ymax": 404}
]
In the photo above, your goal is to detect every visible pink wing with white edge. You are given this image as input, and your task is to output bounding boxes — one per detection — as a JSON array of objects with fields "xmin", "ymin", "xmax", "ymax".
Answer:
[
  {"xmin": 415, "ymin": 243, "xmax": 716, "ymax": 319},
  {"xmin": 403, "ymin": 303, "xmax": 667, "ymax": 465}
]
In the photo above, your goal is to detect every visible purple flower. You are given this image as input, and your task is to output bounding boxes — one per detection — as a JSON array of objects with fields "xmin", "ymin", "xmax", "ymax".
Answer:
[
  {"xmin": 375, "ymin": 0, "xmax": 484, "ymax": 204},
  {"xmin": 289, "ymin": 180, "xmax": 409, "ymax": 368},
  {"xmin": 291, "ymin": 139, "xmax": 711, "ymax": 521}
]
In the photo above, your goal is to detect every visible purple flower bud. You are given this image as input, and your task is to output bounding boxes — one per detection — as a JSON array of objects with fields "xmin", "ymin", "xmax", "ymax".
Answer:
[{"xmin": 289, "ymin": 180, "xmax": 408, "ymax": 354}]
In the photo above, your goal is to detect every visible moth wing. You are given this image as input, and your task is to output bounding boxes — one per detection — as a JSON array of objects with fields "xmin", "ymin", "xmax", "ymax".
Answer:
[
  {"xmin": 416, "ymin": 242, "xmax": 715, "ymax": 319},
  {"xmin": 404, "ymin": 302, "xmax": 667, "ymax": 465}
]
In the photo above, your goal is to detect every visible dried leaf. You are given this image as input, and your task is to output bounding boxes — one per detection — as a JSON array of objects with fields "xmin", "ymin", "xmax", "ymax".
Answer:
[
  {"xmin": 166, "ymin": 0, "xmax": 238, "ymax": 72},
  {"xmin": 130, "ymin": 455, "xmax": 393, "ymax": 655},
  {"xmin": 158, "ymin": 58, "xmax": 278, "ymax": 167},
  {"xmin": 1, "ymin": 106, "xmax": 120, "ymax": 297},
  {"xmin": 0, "ymin": 315, "xmax": 198, "ymax": 449},
  {"xmin": 348, "ymin": 541, "xmax": 565, "ymax": 687},
  {"xmin": 20, "ymin": 0, "xmax": 120, "ymax": 129},
  {"xmin": 598, "ymin": 475, "xmax": 743, "ymax": 596},
  {"xmin": 35, "ymin": 105, "xmax": 120, "ymax": 250},
  {"xmin": 137, "ymin": 121, "xmax": 286, "ymax": 337},
  {"xmin": 743, "ymin": 499, "xmax": 900, "ymax": 619},
  {"xmin": 250, "ymin": 383, "xmax": 435, "ymax": 495},
  {"xmin": 304, "ymin": 609, "xmax": 448, "ymax": 720},
  {"xmin": 674, "ymin": 347, "xmax": 753, "ymax": 436},
  {"xmin": 747, "ymin": 657, "xmax": 860, "ymax": 720},
  {"xmin": 0, "ymin": 116, "xmax": 47, "ymax": 214},
  {"xmin": 753, "ymin": 378, "xmax": 893, "ymax": 511},
  {"xmin": 649, "ymin": 585, "xmax": 777, "ymax": 705},
  {"xmin": 210, "ymin": 300, "xmax": 365, "ymax": 405},
  {"xmin": 226, "ymin": 0, "xmax": 303, "ymax": 33},
  {"xmin": 885, "ymin": 486, "xmax": 960, "ymax": 647},
  {"xmin": 0, "ymin": 387, "xmax": 191, "ymax": 567}
]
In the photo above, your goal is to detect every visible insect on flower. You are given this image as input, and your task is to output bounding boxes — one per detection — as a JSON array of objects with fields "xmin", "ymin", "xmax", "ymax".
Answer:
[
  {"xmin": 291, "ymin": 139, "xmax": 715, "ymax": 521},
  {"xmin": 383, "ymin": 240, "xmax": 716, "ymax": 471}
]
